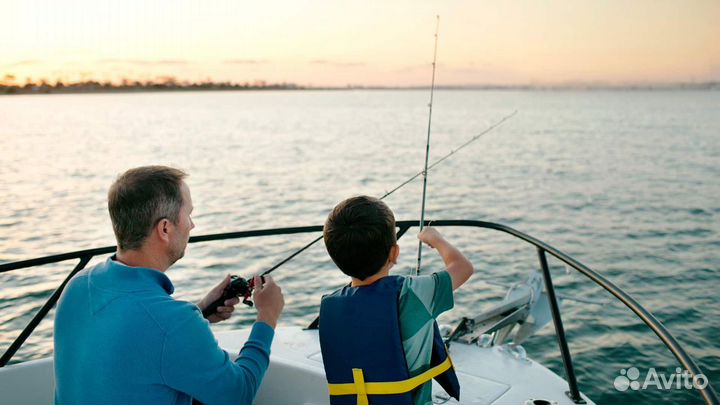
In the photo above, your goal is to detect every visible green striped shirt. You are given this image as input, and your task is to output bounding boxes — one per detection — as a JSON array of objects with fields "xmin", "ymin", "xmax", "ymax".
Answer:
[{"xmin": 398, "ymin": 270, "xmax": 454, "ymax": 405}]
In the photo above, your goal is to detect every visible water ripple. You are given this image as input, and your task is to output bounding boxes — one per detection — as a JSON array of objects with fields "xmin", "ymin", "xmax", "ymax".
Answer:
[{"xmin": 1, "ymin": 90, "xmax": 718, "ymax": 404}]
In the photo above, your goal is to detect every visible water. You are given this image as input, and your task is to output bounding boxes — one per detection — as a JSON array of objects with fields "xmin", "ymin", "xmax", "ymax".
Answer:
[{"xmin": 1, "ymin": 89, "xmax": 718, "ymax": 404}]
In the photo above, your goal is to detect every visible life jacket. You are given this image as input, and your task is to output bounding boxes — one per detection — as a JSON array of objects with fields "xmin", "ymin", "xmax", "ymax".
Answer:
[{"xmin": 319, "ymin": 276, "xmax": 460, "ymax": 405}]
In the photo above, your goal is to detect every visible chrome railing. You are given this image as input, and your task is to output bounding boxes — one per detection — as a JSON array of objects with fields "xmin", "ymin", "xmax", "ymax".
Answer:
[{"xmin": 0, "ymin": 220, "xmax": 716, "ymax": 405}]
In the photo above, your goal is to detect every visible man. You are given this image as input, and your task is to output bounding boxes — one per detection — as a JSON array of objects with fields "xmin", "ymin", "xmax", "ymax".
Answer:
[{"xmin": 54, "ymin": 166, "xmax": 284, "ymax": 405}]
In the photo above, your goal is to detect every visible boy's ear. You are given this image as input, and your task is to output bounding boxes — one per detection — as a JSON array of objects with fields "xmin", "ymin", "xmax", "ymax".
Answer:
[{"xmin": 389, "ymin": 244, "xmax": 400, "ymax": 264}]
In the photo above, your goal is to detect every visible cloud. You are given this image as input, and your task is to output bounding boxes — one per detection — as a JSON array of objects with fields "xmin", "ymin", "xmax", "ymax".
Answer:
[
  {"xmin": 98, "ymin": 59, "xmax": 190, "ymax": 66},
  {"xmin": 386, "ymin": 61, "xmax": 523, "ymax": 86},
  {"xmin": 392, "ymin": 63, "xmax": 434, "ymax": 73},
  {"xmin": 223, "ymin": 59, "xmax": 268, "ymax": 65},
  {"xmin": 440, "ymin": 64, "xmax": 523, "ymax": 86},
  {"xmin": 394, "ymin": 60, "xmax": 512, "ymax": 74},
  {"xmin": 4, "ymin": 60, "xmax": 42, "ymax": 68},
  {"xmin": 309, "ymin": 59, "xmax": 365, "ymax": 67}
]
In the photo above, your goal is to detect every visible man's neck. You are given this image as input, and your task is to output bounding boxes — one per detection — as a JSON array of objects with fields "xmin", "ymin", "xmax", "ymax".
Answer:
[{"xmin": 116, "ymin": 248, "xmax": 168, "ymax": 272}]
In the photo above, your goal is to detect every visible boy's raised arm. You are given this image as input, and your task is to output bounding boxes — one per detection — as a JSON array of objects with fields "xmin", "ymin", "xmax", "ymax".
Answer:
[{"xmin": 418, "ymin": 227, "xmax": 474, "ymax": 290}]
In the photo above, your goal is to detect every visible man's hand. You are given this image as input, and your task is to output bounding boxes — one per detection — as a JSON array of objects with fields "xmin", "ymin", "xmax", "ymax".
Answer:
[
  {"xmin": 197, "ymin": 275, "xmax": 241, "ymax": 323},
  {"xmin": 253, "ymin": 275, "xmax": 284, "ymax": 329}
]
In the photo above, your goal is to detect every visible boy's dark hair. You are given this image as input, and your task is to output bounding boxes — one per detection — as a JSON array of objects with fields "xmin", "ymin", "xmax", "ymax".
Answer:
[
  {"xmin": 323, "ymin": 196, "xmax": 396, "ymax": 280},
  {"xmin": 108, "ymin": 166, "xmax": 187, "ymax": 251}
]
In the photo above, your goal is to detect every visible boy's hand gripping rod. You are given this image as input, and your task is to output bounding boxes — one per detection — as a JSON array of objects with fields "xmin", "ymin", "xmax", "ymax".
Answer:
[{"xmin": 201, "ymin": 110, "xmax": 517, "ymax": 317}]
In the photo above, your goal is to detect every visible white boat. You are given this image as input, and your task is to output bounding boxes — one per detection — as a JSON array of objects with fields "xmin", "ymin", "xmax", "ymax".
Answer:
[
  {"xmin": 0, "ymin": 326, "xmax": 591, "ymax": 405},
  {"xmin": 0, "ymin": 220, "xmax": 716, "ymax": 405}
]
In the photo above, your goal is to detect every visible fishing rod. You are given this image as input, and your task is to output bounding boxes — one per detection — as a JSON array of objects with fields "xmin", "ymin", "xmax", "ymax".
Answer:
[
  {"xmin": 202, "ymin": 109, "xmax": 517, "ymax": 314},
  {"xmin": 259, "ymin": 111, "xmax": 517, "ymax": 277},
  {"xmin": 415, "ymin": 15, "xmax": 440, "ymax": 276}
]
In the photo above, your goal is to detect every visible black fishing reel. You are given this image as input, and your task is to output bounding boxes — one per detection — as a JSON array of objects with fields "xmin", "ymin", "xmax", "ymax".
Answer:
[{"xmin": 201, "ymin": 275, "xmax": 262, "ymax": 318}]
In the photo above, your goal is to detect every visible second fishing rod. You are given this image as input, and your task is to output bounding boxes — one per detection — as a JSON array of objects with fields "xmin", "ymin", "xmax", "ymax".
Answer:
[
  {"xmin": 201, "ymin": 108, "xmax": 517, "ymax": 315},
  {"xmin": 202, "ymin": 17, "xmax": 517, "ymax": 313}
]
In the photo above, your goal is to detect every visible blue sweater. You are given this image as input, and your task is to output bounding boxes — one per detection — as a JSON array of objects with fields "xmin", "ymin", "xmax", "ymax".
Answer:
[{"xmin": 54, "ymin": 256, "xmax": 274, "ymax": 405}]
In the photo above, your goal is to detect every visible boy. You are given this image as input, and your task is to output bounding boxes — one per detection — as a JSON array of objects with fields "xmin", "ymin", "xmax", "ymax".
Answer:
[{"xmin": 319, "ymin": 195, "xmax": 474, "ymax": 405}]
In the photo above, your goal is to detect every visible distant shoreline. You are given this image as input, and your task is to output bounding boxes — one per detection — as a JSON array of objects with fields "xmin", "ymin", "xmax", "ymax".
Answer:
[{"xmin": 2, "ymin": 82, "xmax": 718, "ymax": 96}]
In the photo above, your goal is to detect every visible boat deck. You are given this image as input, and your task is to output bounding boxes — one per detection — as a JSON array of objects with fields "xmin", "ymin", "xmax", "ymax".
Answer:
[
  {"xmin": 228, "ymin": 327, "xmax": 592, "ymax": 405},
  {"xmin": 0, "ymin": 326, "xmax": 594, "ymax": 405}
]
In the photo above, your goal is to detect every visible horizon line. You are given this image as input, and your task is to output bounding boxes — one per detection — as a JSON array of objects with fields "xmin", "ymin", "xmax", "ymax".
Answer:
[{"xmin": 2, "ymin": 78, "xmax": 719, "ymax": 96}]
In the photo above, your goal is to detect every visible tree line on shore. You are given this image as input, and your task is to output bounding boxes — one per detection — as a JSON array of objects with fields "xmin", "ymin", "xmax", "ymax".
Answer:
[
  {"xmin": 0, "ymin": 75, "xmax": 303, "ymax": 95},
  {"xmin": 2, "ymin": 74, "xmax": 718, "ymax": 95}
]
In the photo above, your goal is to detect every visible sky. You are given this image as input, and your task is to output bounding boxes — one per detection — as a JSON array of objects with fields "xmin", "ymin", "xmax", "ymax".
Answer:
[{"xmin": 1, "ymin": 0, "xmax": 719, "ymax": 87}]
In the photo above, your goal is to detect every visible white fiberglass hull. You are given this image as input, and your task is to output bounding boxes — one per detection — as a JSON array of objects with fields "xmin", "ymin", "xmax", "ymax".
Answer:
[{"xmin": 0, "ymin": 327, "xmax": 593, "ymax": 405}]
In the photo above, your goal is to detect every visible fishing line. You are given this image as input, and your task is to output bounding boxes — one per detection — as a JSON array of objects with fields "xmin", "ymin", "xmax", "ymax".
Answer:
[
  {"xmin": 415, "ymin": 15, "xmax": 440, "ymax": 276},
  {"xmin": 205, "ymin": 110, "xmax": 517, "ymax": 320},
  {"xmin": 259, "ymin": 109, "xmax": 517, "ymax": 277}
]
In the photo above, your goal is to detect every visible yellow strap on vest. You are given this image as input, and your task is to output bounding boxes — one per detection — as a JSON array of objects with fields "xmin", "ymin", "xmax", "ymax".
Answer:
[
  {"xmin": 327, "ymin": 355, "xmax": 453, "ymax": 402},
  {"xmin": 352, "ymin": 369, "xmax": 369, "ymax": 405}
]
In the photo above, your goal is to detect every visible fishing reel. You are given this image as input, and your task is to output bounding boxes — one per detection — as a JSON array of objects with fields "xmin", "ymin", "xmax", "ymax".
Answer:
[{"xmin": 201, "ymin": 275, "xmax": 263, "ymax": 318}]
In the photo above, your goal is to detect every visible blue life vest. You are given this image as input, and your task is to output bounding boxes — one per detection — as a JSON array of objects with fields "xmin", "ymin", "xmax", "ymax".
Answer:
[{"xmin": 319, "ymin": 276, "xmax": 460, "ymax": 405}]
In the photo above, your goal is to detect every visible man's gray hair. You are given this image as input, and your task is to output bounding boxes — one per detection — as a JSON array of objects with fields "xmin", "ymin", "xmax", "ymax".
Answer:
[{"xmin": 108, "ymin": 166, "xmax": 187, "ymax": 251}]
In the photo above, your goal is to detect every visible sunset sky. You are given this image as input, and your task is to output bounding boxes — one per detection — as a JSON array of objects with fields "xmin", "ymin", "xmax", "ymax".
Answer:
[{"xmin": 2, "ymin": 0, "xmax": 719, "ymax": 87}]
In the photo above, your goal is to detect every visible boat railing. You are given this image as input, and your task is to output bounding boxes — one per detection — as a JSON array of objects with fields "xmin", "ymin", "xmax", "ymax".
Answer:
[{"xmin": 0, "ymin": 220, "xmax": 717, "ymax": 405}]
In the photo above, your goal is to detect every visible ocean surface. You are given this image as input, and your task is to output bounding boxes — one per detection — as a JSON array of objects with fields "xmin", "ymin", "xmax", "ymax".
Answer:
[{"xmin": 0, "ymin": 89, "xmax": 718, "ymax": 404}]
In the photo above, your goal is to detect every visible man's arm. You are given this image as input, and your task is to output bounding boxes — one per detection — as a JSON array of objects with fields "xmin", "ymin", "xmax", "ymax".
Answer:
[
  {"xmin": 161, "ymin": 314, "xmax": 273, "ymax": 405},
  {"xmin": 418, "ymin": 227, "xmax": 474, "ymax": 290},
  {"xmin": 161, "ymin": 276, "xmax": 284, "ymax": 405}
]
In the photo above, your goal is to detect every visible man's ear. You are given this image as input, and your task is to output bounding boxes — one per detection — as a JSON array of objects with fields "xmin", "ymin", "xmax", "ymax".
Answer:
[
  {"xmin": 156, "ymin": 218, "xmax": 171, "ymax": 242},
  {"xmin": 389, "ymin": 244, "xmax": 400, "ymax": 264}
]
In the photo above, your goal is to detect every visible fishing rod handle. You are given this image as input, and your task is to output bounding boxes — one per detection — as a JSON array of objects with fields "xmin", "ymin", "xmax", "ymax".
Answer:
[{"xmin": 201, "ymin": 275, "xmax": 261, "ymax": 318}]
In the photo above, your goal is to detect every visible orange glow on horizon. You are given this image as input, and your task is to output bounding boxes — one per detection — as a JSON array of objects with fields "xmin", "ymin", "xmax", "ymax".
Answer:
[{"xmin": 2, "ymin": 0, "xmax": 719, "ymax": 87}]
